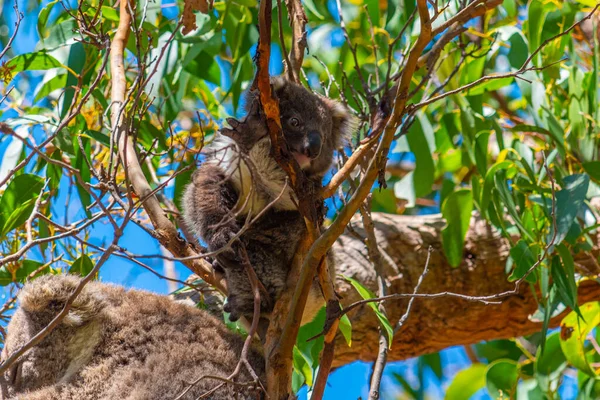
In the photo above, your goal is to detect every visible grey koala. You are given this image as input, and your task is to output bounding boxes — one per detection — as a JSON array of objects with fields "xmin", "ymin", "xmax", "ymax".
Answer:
[
  {"xmin": 1, "ymin": 274, "xmax": 264, "ymax": 400},
  {"xmin": 182, "ymin": 77, "xmax": 356, "ymax": 323}
]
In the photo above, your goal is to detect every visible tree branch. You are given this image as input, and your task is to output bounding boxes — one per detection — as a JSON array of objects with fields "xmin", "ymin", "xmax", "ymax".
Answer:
[
  {"xmin": 284, "ymin": 0, "xmax": 307, "ymax": 82},
  {"xmin": 331, "ymin": 212, "xmax": 600, "ymax": 366},
  {"xmin": 109, "ymin": 0, "xmax": 224, "ymax": 293}
]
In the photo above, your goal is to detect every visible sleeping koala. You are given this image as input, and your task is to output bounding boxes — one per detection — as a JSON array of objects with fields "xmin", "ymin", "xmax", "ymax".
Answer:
[
  {"xmin": 182, "ymin": 77, "xmax": 356, "ymax": 323},
  {"xmin": 1, "ymin": 275, "xmax": 264, "ymax": 400}
]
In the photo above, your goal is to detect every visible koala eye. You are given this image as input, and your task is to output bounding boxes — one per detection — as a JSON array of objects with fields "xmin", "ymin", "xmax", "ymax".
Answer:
[{"xmin": 289, "ymin": 117, "xmax": 300, "ymax": 127}]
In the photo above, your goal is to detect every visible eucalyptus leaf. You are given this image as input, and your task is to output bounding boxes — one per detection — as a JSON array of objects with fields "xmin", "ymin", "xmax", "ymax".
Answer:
[{"xmin": 441, "ymin": 189, "xmax": 473, "ymax": 267}]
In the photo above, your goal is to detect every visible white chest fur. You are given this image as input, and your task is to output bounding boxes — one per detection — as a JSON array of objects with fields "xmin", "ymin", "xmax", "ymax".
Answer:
[{"xmin": 206, "ymin": 136, "xmax": 297, "ymax": 216}]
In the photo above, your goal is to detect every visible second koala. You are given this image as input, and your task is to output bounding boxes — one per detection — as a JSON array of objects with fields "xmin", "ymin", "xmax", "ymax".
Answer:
[{"xmin": 182, "ymin": 77, "xmax": 356, "ymax": 323}]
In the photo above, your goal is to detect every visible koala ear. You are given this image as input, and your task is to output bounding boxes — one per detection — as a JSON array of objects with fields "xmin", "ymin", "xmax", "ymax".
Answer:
[
  {"xmin": 19, "ymin": 275, "xmax": 106, "ymax": 327},
  {"xmin": 321, "ymin": 97, "xmax": 358, "ymax": 147},
  {"xmin": 270, "ymin": 76, "xmax": 287, "ymax": 96}
]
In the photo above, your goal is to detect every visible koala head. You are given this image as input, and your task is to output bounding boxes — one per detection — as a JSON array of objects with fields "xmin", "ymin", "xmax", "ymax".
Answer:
[
  {"xmin": 243, "ymin": 77, "xmax": 357, "ymax": 177},
  {"xmin": 2, "ymin": 275, "xmax": 105, "ymax": 395}
]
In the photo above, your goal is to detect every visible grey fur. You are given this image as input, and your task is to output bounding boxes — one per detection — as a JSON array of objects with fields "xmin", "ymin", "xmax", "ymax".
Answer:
[
  {"xmin": 2, "ymin": 275, "xmax": 264, "ymax": 400},
  {"xmin": 182, "ymin": 78, "xmax": 356, "ymax": 322}
]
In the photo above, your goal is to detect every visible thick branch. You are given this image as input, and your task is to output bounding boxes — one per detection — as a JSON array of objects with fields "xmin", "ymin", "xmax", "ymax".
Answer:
[
  {"xmin": 109, "ymin": 0, "xmax": 224, "ymax": 293},
  {"xmin": 331, "ymin": 212, "xmax": 600, "ymax": 367}
]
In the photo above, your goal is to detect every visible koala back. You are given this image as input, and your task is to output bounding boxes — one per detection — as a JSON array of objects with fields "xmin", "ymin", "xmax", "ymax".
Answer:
[{"xmin": 2, "ymin": 275, "xmax": 264, "ymax": 400}]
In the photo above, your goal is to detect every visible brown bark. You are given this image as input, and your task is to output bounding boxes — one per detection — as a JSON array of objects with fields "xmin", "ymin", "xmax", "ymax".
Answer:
[{"xmin": 332, "ymin": 212, "xmax": 600, "ymax": 367}]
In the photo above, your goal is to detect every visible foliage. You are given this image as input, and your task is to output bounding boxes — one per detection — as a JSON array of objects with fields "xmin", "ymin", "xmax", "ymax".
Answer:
[{"xmin": 1, "ymin": 0, "xmax": 600, "ymax": 398}]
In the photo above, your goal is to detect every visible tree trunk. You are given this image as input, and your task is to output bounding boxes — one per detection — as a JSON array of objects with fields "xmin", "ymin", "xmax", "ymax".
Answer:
[{"xmin": 332, "ymin": 212, "xmax": 600, "ymax": 367}]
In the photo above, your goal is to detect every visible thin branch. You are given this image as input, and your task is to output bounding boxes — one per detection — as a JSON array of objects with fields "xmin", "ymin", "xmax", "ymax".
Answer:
[
  {"xmin": 108, "ymin": 0, "xmax": 223, "ymax": 292},
  {"xmin": 394, "ymin": 246, "xmax": 432, "ymax": 333},
  {"xmin": 0, "ymin": 1, "xmax": 23, "ymax": 61},
  {"xmin": 284, "ymin": 0, "xmax": 308, "ymax": 82}
]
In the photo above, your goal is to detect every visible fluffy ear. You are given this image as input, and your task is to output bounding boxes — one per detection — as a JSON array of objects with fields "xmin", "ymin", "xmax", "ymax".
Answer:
[
  {"xmin": 243, "ymin": 76, "xmax": 289, "ymax": 115},
  {"xmin": 270, "ymin": 76, "xmax": 287, "ymax": 94},
  {"xmin": 321, "ymin": 97, "xmax": 358, "ymax": 147},
  {"xmin": 19, "ymin": 275, "xmax": 106, "ymax": 327}
]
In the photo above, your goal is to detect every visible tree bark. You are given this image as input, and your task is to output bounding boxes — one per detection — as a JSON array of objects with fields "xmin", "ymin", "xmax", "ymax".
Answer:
[{"xmin": 332, "ymin": 212, "xmax": 600, "ymax": 367}]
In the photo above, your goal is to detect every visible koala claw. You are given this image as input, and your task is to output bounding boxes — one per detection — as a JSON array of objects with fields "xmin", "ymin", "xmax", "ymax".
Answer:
[{"xmin": 226, "ymin": 117, "xmax": 241, "ymax": 128}]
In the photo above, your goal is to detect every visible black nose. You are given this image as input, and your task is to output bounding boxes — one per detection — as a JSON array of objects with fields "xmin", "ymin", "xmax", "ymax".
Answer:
[{"xmin": 305, "ymin": 131, "xmax": 322, "ymax": 158}]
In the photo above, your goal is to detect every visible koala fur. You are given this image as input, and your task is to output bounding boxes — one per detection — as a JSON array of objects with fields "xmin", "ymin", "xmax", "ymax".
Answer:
[
  {"xmin": 182, "ymin": 77, "xmax": 356, "ymax": 323},
  {"xmin": 2, "ymin": 275, "xmax": 264, "ymax": 400}
]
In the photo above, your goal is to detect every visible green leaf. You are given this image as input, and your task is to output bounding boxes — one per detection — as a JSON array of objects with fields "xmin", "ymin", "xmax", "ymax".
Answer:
[
  {"xmin": 422, "ymin": 353, "xmax": 442, "ymax": 379},
  {"xmin": 407, "ymin": 113, "xmax": 435, "ymax": 198},
  {"xmin": 0, "ymin": 260, "xmax": 45, "ymax": 286},
  {"xmin": 507, "ymin": 31, "xmax": 528, "ymax": 69},
  {"xmin": 494, "ymin": 169, "xmax": 532, "ymax": 241},
  {"xmin": 2, "ymin": 199, "xmax": 38, "ymax": 237},
  {"xmin": 548, "ymin": 174, "xmax": 589, "ymax": 248},
  {"xmin": 339, "ymin": 314, "xmax": 352, "ymax": 347},
  {"xmin": 445, "ymin": 363, "xmax": 487, "ymax": 400},
  {"xmin": 392, "ymin": 373, "xmax": 418, "ymax": 398},
  {"xmin": 508, "ymin": 240, "xmax": 538, "ymax": 283},
  {"xmin": 542, "ymin": 108, "xmax": 566, "ymax": 156},
  {"xmin": 61, "ymin": 42, "xmax": 86, "ymax": 119},
  {"xmin": 292, "ymin": 345, "xmax": 313, "ymax": 389},
  {"xmin": 71, "ymin": 135, "xmax": 92, "ymax": 217},
  {"xmin": 555, "ymin": 244, "xmax": 580, "ymax": 315},
  {"xmin": 474, "ymin": 131, "xmax": 490, "ymax": 176},
  {"xmin": 6, "ymin": 51, "xmax": 62, "ymax": 73},
  {"xmin": 527, "ymin": 0, "xmax": 550, "ymax": 66},
  {"xmin": 467, "ymin": 77, "xmax": 514, "ymax": 96},
  {"xmin": 303, "ymin": 0, "xmax": 325, "ymax": 19},
  {"xmin": 37, "ymin": 19, "xmax": 79, "ymax": 50},
  {"xmin": 101, "ymin": 5, "xmax": 120, "ymax": 21},
  {"xmin": 343, "ymin": 275, "xmax": 393, "ymax": 347},
  {"xmin": 559, "ymin": 302, "xmax": 600, "ymax": 376},
  {"xmin": 184, "ymin": 51, "xmax": 222, "ymax": 85},
  {"xmin": 82, "ymin": 130, "xmax": 111, "ymax": 147},
  {"xmin": 0, "ymin": 174, "xmax": 44, "ymax": 235},
  {"xmin": 38, "ymin": 0, "xmax": 59, "ymax": 38},
  {"xmin": 535, "ymin": 332, "xmax": 567, "ymax": 392},
  {"xmin": 34, "ymin": 73, "xmax": 68, "ymax": 103},
  {"xmin": 480, "ymin": 161, "xmax": 514, "ymax": 219},
  {"xmin": 475, "ymin": 340, "xmax": 523, "ymax": 362},
  {"xmin": 441, "ymin": 189, "xmax": 473, "ymax": 267},
  {"xmin": 486, "ymin": 359, "xmax": 519, "ymax": 399},
  {"xmin": 371, "ymin": 187, "xmax": 397, "ymax": 214},
  {"xmin": 583, "ymin": 161, "xmax": 600, "ymax": 182},
  {"xmin": 70, "ymin": 254, "xmax": 94, "ymax": 276}
]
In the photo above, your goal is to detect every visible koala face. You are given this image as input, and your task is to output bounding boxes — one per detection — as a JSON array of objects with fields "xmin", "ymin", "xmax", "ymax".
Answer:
[
  {"xmin": 2, "ymin": 275, "xmax": 104, "ymax": 395},
  {"xmin": 244, "ymin": 77, "xmax": 357, "ymax": 178},
  {"xmin": 272, "ymin": 78, "xmax": 355, "ymax": 177}
]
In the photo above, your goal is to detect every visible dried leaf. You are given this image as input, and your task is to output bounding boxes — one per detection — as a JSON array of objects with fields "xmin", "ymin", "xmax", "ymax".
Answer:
[{"xmin": 182, "ymin": 0, "xmax": 209, "ymax": 35}]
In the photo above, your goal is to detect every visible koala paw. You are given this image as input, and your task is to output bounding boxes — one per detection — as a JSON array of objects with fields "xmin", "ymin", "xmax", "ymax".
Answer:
[{"xmin": 223, "ymin": 295, "xmax": 243, "ymax": 322}]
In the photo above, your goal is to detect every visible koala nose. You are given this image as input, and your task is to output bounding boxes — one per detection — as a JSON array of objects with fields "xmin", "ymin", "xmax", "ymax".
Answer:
[{"xmin": 304, "ymin": 131, "xmax": 322, "ymax": 159}]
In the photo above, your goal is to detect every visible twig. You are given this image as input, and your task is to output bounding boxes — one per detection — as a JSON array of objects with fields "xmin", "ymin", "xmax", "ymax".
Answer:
[
  {"xmin": 363, "ymin": 197, "xmax": 392, "ymax": 400},
  {"xmin": 284, "ymin": 0, "xmax": 308, "ymax": 82},
  {"xmin": 394, "ymin": 246, "xmax": 432, "ymax": 333},
  {"xmin": 0, "ymin": 1, "xmax": 23, "ymax": 61}
]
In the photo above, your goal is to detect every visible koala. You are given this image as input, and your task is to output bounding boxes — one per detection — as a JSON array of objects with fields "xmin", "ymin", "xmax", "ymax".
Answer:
[
  {"xmin": 1, "ymin": 275, "xmax": 264, "ymax": 400},
  {"xmin": 182, "ymin": 77, "xmax": 356, "ymax": 323}
]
